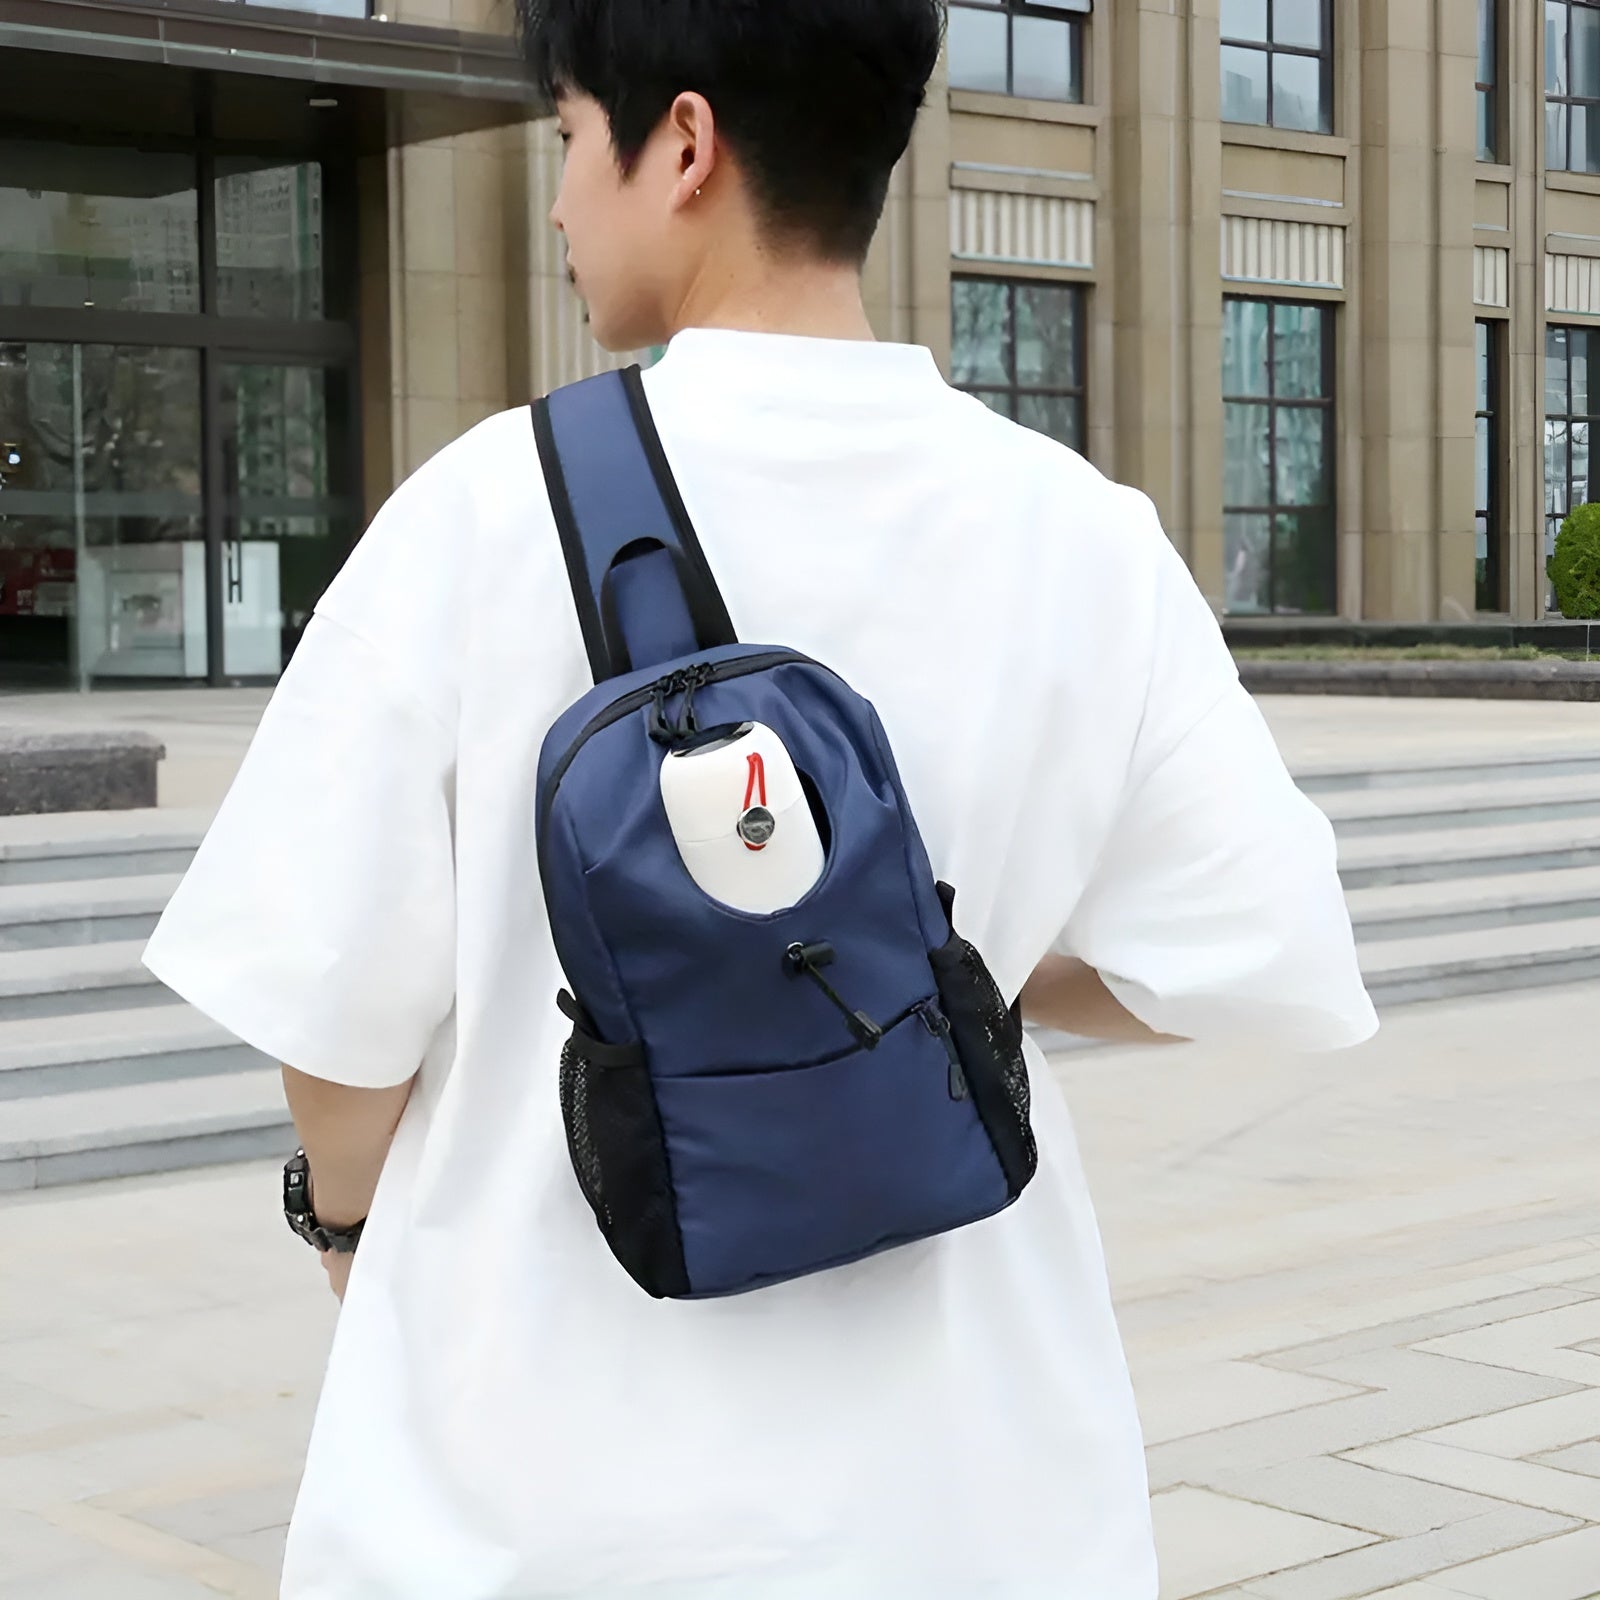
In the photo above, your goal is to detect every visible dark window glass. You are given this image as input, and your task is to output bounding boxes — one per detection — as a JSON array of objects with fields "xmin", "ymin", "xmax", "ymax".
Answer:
[
  {"xmin": 1220, "ymin": 0, "xmax": 1331, "ymax": 132},
  {"xmin": 216, "ymin": 160, "xmax": 326, "ymax": 320},
  {"xmin": 1478, "ymin": 0, "xmax": 1500, "ymax": 162},
  {"xmin": 0, "ymin": 141, "xmax": 199, "ymax": 314},
  {"xmin": 951, "ymin": 277, "xmax": 1086, "ymax": 452},
  {"xmin": 1547, "ymin": 0, "xmax": 1600, "ymax": 171},
  {"xmin": 948, "ymin": 1, "xmax": 1084, "ymax": 103},
  {"xmin": 1476, "ymin": 320, "xmax": 1506, "ymax": 612},
  {"xmin": 1222, "ymin": 298, "xmax": 1335, "ymax": 615},
  {"xmin": 1545, "ymin": 324, "xmax": 1600, "ymax": 611}
]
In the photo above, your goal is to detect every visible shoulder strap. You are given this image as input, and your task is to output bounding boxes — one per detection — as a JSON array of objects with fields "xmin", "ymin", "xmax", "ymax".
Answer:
[{"xmin": 532, "ymin": 365, "xmax": 738, "ymax": 685}]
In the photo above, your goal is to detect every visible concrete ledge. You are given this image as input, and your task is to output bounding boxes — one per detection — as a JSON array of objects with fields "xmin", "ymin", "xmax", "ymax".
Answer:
[
  {"xmin": 1239, "ymin": 659, "xmax": 1600, "ymax": 701},
  {"xmin": 0, "ymin": 730, "xmax": 165, "ymax": 816}
]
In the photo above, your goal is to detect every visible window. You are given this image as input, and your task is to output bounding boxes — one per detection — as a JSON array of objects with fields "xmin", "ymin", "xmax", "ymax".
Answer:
[
  {"xmin": 947, "ymin": 0, "xmax": 1088, "ymax": 103},
  {"xmin": 1476, "ymin": 321, "xmax": 1505, "ymax": 612},
  {"xmin": 0, "ymin": 135, "xmax": 358, "ymax": 690},
  {"xmin": 1222, "ymin": 297, "xmax": 1336, "ymax": 615},
  {"xmin": 952, "ymin": 277, "xmax": 1086, "ymax": 452},
  {"xmin": 1479, "ymin": 0, "xmax": 1500, "ymax": 161},
  {"xmin": 1545, "ymin": 325, "xmax": 1600, "ymax": 608},
  {"xmin": 1220, "ymin": 0, "xmax": 1332, "ymax": 134},
  {"xmin": 1548, "ymin": 0, "xmax": 1600, "ymax": 173}
]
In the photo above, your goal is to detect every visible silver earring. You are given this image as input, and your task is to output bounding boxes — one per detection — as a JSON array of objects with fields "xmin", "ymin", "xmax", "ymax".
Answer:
[{"xmin": 695, "ymin": 187, "xmax": 703, "ymax": 197}]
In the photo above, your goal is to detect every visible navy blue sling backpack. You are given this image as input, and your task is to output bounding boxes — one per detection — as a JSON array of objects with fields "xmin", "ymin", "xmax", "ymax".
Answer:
[{"xmin": 532, "ymin": 365, "xmax": 1037, "ymax": 1299}]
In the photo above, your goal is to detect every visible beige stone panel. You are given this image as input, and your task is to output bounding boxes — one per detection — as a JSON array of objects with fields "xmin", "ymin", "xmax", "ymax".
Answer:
[
  {"xmin": 454, "ymin": 148, "xmax": 505, "ymax": 277},
  {"xmin": 398, "ymin": 144, "xmax": 457, "ymax": 276},
  {"xmin": 948, "ymin": 114, "xmax": 1094, "ymax": 178},
  {"xmin": 1546, "ymin": 188, "xmax": 1600, "ymax": 238},
  {"xmin": 453, "ymin": 0, "xmax": 509, "ymax": 34},
  {"xmin": 393, "ymin": 0, "xmax": 451, "ymax": 23},
  {"xmin": 457, "ymin": 276, "xmax": 508, "ymax": 404},
  {"xmin": 1475, "ymin": 180, "xmax": 1510, "ymax": 229},
  {"xmin": 401, "ymin": 272, "xmax": 461, "ymax": 401},
  {"xmin": 1222, "ymin": 144, "xmax": 1345, "ymax": 205},
  {"xmin": 401, "ymin": 399, "xmax": 461, "ymax": 478}
]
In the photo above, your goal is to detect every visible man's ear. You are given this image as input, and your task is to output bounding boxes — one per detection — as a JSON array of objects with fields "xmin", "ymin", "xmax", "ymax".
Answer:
[{"xmin": 667, "ymin": 91, "xmax": 718, "ymax": 209}]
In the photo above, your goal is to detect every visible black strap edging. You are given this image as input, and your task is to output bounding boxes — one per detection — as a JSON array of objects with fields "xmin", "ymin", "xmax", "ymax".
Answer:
[
  {"xmin": 618, "ymin": 365, "xmax": 738, "ymax": 656},
  {"xmin": 532, "ymin": 395, "xmax": 615, "ymax": 682}
]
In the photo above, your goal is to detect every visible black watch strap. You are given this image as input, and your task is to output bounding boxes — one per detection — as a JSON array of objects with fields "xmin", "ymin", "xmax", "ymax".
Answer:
[{"xmin": 283, "ymin": 1149, "xmax": 366, "ymax": 1254}]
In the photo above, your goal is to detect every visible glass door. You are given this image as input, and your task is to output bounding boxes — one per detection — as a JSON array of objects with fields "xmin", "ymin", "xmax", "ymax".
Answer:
[
  {"xmin": 0, "ymin": 342, "xmax": 205, "ymax": 686},
  {"xmin": 218, "ymin": 360, "xmax": 356, "ymax": 677}
]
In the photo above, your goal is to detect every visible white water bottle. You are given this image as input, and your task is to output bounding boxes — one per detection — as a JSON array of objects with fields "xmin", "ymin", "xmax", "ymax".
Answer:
[{"xmin": 658, "ymin": 721, "xmax": 826, "ymax": 914}]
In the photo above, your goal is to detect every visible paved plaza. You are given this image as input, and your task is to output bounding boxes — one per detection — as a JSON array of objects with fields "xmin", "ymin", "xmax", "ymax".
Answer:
[{"xmin": 1, "ymin": 979, "xmax": 1597, "ymax": 1597}]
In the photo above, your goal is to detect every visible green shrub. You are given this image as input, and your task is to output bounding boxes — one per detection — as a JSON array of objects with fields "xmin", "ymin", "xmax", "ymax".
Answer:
[{"xmin": 1549, "ymin": 503, "xmax": 1600, "ymax": 619}]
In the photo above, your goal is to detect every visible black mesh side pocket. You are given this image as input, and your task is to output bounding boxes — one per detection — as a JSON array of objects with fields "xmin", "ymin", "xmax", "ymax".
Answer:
[
  {"xmin": 557, "ymin": 991, "xmax": 689, "ymax": 1298},
  {"xmin": 928, "ymin": 885, "xmax": 1038, "ymax": 1198}
]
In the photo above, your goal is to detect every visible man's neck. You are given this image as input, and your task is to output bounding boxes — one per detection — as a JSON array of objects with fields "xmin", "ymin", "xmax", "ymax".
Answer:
[{"xmin": 668, "ymin": 247, "xmax": 875, "ymax": 344}]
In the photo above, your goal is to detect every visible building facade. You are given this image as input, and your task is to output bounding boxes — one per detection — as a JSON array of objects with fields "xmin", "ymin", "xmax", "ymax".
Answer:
[{"xmin": 0, "ymin": 0, "xmax": 1588, "ymax": 693}]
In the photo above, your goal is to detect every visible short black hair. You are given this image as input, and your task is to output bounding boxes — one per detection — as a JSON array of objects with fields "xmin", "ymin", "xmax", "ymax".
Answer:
[{"xmin": 518, "ymin": 0, "xmax": 944, "ymax": 264}]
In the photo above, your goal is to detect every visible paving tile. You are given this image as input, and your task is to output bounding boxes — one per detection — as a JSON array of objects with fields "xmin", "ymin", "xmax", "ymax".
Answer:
[
  {"xmin": 1239, "ymin": 1507, "xmax": 1579, "ymax": 1600},
  {"xmin": 1534, "ymin": 1441, "xmax": 1600, "ymax": 1477},
  {"xmin": 1151, "ymin": 1486, "xmax": 1374, "ymax": 1600},
  {"xmin": 0, "ymin": 1506, "xmax": 90, "ymax": 1585},
  {"xmin": 1216, "ymin": 1454, "xmax": 1506, "ymax": 1538},
  {"xmin": 1418, "ymin": 1388, "xmax": 1600, "ymax": 1459},
  {"xmin": 1256, "ymin": 1289, "xmax": 1594, "ymax": 1376},
  {"xmin": 208, "ymin": 1523, "xmax": 288, "ymax": 1574},
  {"xmin": 1345, "ymin": 1437, "xmax": 1600, "ymax": 1522},
  {"xmin": 133, "ymin": 1480, "xmax": 297, "ymax": 1547},
  {"xmin": 1137, "ymin": 1361, "xmax": 1362, "ymax": 1447},
  {"xmin": 1421, "ymin": 1523, "xmax": 1600, "ymax": 1599},
  {"xmin": 1147, "ymin": 1355, "xmax": 1572, "ymax": 1492},
  {"xmin": 1416, "ymin": 1299, "xmax": 1600, "ymax": 1386},
  {"xmin": 1510, "ymin": 1249, "xmax": 1600, "ymax": 1287},
  {"xmin": 0, "ymin": 1565, "xmax": 227, "ymax": 1600}
]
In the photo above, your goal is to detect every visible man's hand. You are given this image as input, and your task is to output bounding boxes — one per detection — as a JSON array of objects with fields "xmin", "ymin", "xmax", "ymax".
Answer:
[{"xmin": 321, "ymin": 1248, "xmax": 355, "ymax": 1303}]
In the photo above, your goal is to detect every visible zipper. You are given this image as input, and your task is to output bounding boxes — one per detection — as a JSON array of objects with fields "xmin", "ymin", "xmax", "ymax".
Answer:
[
  {"xmin": 918, "ymin": 1002, "xmax": 969, "ymax": 1101},
  {"xmin": 537, "ymin": 650, "xmax": 813, "ymax": 854}
]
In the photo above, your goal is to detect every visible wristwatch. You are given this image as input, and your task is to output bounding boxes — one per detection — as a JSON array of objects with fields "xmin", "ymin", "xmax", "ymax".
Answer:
[{"xmin": 283, "ymin": 1149, "xmax": 366, "ymax": 1254}]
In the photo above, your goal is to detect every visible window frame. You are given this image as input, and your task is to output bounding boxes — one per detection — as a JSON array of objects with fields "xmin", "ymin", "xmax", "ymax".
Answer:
[
  {"xmin": 950, "ymin": 274, "xmax": 1088, "ymax": 455},
  {"xmin": 1547, "ymin": 0, "xmax": 1600, "ymax": 173},
  {"xmin": 1219, "ymin": 0, "xmax": 1334, "ymax": 135},
  {"xmin": 1476, "ymin": 319, "xmax": 1506, "ymax": 613},
  {"xmin": 946, "ymin": 0, "xmax": 1088, "ymax": 104},
  {"xmin": 1222, "ymin": 294, "xmax": 1338, "ymax": 617}
]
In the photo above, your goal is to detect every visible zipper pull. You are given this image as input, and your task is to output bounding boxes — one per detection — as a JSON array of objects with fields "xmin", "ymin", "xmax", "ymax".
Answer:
[
  {"xmin": 920, "ymin": 1004, "xmax": 969, "ymax": 1100},
  {"xmin": 785, "ymin": 942, "xmax": 884, "ymax": 1050}
]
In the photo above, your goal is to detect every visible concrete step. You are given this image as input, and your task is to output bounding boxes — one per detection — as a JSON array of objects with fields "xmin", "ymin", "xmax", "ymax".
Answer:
[
  {"xmin": 1359, "ymin": 915, "xmax": 1600, "ymax": 1008},
  {"xmin": 0, "ymin": 1004, "xmax": 273, "ymax": 1101},
  {"xmin": 1298, "ymin": 752, "xmax": 1600, "ymax": 796},
  {"xmin": 0, "ymin": 873, "xmax": 180, "ymax": 953},
  {"xmin": 1348, "ymin": 864, "xmax": 1600, "ymax": 942},
  {"xmin": 0, "ymin": 808, "xmax": 205, "ymax": 888},
  {"xmin": 0, "ymin": 941, "xmax": 167, "ymax": 1023},
  {"xmin": 1321, "ymin": 773, "xmax": 1600, "ymax": 837},
  {"xmin": 0, "ymin": 1069, "xmax": 291, "ymax": 1192},
  {"xmin": 1338, "ymin": 815, "xmax": 1600, "ymax": 889}
]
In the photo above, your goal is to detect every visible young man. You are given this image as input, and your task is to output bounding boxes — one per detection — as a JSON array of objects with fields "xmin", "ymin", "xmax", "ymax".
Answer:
[{"xmin": 144, "ymin": 2, "xmax": 1376, "ymax": 1594}]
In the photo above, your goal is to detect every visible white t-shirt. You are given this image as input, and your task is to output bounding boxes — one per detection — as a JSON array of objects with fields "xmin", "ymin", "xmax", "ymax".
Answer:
[{"xmin": 143, "ymin": 329, "xmax": 1376, "ymax": 1600}]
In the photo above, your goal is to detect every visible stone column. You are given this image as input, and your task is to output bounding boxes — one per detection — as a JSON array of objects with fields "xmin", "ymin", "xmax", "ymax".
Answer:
[
  {"xmin": 1357, "ymin": 0, "xmax": 1477, "ymax": 621},
  {"xmin": 1506, "ymin": 0, "xmax": 1550, "ymax": 619},
  {"xmin": 1108, "ymin": 0, "xmax": 1219, "ymax": 583}
]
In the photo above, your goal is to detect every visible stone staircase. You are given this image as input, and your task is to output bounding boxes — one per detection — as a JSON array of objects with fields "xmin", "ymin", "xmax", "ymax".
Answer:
[
  {"xmin": 1312, "ymin": 754, "xmax": 1600, "ymax": 1007},
  {"xmin": 5, "ymin": 749, "xmax": 1600, "ymax": 1190},
  {"xmin": 0, "ymin": 811, "xmax": 284, "ymax": 1192}
]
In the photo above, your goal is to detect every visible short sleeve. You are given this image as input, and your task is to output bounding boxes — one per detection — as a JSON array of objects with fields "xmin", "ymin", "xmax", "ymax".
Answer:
[
  {"xmin": 1061, "ymin": 683, "xmax": 1378, "ymax": 1055},
  {"xmin": 142, "ymin": 614, "xmax": 456, "ymax": 1088}
]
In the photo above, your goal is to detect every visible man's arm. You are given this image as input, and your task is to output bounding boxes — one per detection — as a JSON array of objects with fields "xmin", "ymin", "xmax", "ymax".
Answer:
[
  {"xmin": 283, "ymin": 1066, "xmax": 416, "ymax": 1298},
  {"xmin": 1020, "ymin": 954, "xmax": 1185, "ymax": 1044}
]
